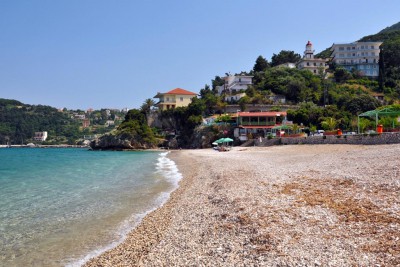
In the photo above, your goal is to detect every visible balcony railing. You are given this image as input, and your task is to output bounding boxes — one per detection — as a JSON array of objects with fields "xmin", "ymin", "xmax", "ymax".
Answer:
[{"xmin": 240, "ymin": 121, "xmax": 276, "ymax": 126}]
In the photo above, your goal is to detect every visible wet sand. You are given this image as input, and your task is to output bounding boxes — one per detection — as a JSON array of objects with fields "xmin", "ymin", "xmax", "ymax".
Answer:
[{"xmin": 84, "ymin": 144, "xmax": 400, "ymax": 266}]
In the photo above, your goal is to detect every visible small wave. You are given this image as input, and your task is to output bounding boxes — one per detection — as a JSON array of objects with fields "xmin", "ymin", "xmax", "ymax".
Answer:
[
  {"xmin": 67, "ymin": 151, "xmax": 182, "ymax": 267},
  {"xmin": 155, "ymin": 151, "xmax": 182, "ymax": 187}
]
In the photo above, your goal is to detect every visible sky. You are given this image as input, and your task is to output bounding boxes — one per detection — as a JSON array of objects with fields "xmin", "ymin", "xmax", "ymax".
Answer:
[{"xmin": 0, "ymin": 0, "xmax": 399, "ymax": 110}]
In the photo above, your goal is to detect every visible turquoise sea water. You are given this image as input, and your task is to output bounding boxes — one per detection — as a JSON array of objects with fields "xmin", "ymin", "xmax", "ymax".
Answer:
[{"xmin": 0, "ymin": 148, "xmax": 181, "ymax": 266}]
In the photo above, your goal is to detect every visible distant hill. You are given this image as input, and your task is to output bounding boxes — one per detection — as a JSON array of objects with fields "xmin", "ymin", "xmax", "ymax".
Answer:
[
  {"xmin": 0, "ymin": 98, "xmax": 124, "ymax": 145},
  {"xmin": 315, "ymin": 22, "xmax": 400, "ymax": 90},
  {"xmin": 359, "ymin": 22, "xmax": 400, "ymax": 42},
  {"xmin": 316, "ymin": 21, "xmax": 400, "ymax": 57},
  {"xmin": 0, "ymin": 98, "xmax": 79, "ymax": 145},
  {"xmin": 378, "ymin": 21, "xmax": 400, "ymax": 34}
]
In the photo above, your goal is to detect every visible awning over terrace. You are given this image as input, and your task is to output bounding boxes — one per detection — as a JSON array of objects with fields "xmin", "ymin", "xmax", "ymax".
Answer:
[{"xmin": 358, "ymin": 105, "xmax": 400, "ymax": 133}]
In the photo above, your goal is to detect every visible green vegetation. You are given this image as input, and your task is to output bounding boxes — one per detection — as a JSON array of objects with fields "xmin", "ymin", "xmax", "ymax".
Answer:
[
  {"xmin": 270, "ymin": 50, "xmax": 301, "ymax": 67},
  {"xmin": 3, "ymin": 22, "xmax": 400, "ymax": 147},
  {"xmin": 117, "ymin": 109, "xmax": 157, "ymax": 145},
  {"xmin": 0, "ymin": 98, "xmax": 125, "ymax": 145}
]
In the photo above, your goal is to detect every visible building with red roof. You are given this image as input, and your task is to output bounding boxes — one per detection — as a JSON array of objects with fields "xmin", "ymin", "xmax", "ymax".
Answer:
[
  {"xmin": 235, "ymin": 111, "xmax": 288, "ymax": 141},
  {"xmin": 154, "ymin": 88, "xmax": 197, "ymax": 110}
]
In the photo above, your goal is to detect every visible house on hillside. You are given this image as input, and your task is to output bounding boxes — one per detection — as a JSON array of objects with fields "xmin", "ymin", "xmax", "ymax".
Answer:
[
  {"xmin": 276, "ymin": 62, "xmax": 296, "ymax": 69},
  {"xmin": 234, "ymin": 111, "xmax": 287, "ymax": 141},
  {"xmin": 33, "ymin": 131, "xmax": 48, "ymax": 141},
  {"xmin": 216, "ymin": 75, "xmax": 253, "ymax": 102},
  {"xmin": 154, "ymin": 88, "xmax": 198, "ymax": 110},
  {"xmin": 82, "ymin": 119, "xmax": 90, "ymax": 128},
  {"xmin": 330, "ymin": 41, "xmax": 383, "ymax": 77},
  {"xmin": 297, "ymin": 41, "xmax": 329, "ymax": 74}
]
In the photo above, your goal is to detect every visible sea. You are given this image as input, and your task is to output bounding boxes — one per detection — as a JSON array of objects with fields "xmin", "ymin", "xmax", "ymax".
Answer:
[{"xmin": 0, "ymin": 148, "xmax": 181, "ymax": 267}]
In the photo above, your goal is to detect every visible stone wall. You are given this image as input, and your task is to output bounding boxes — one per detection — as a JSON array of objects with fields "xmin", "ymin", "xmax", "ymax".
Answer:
[{"xmin": 253, "ymin": 133, "xmax": 400, "ymax": 146}]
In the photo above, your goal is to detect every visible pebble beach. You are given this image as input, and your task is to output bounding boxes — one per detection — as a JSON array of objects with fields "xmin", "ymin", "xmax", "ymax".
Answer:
[{"xmin": 84, "ymin": 144, "xmax": 400, "ymax": 266}]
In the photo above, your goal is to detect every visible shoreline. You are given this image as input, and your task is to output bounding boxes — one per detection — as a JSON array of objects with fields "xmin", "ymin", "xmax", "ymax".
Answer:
[
  {"xmin": 84, "ymin": 144, "xmax": 400, "ymax": 266},
  {"xmin": 83, "ymin": 150, "xmax": 195, "ymax": 266}
]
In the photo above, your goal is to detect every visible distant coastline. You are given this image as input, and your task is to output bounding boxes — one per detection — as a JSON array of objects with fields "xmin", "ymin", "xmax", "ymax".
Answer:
[{"xmin": 0, "ymin": 144, "xmax": 89, "ymax": 148}]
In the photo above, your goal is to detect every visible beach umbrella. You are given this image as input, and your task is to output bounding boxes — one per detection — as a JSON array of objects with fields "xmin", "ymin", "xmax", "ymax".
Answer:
[
  {"xmin": 222, "ymin": 137, "xmax": 233, "ymax": 142},
  {"xmin": 212, "ymin": 142, "xmax": 218, "ymax": 146},
  {"xmin": 214, "ymin": 138, "xmax": 225, "ymax": 144}
]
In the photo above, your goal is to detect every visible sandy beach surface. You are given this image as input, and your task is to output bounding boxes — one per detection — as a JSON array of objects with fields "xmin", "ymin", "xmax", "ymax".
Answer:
[{"xmin": 84, "ymin": 144, "xmax": 400, "ymax": 266}]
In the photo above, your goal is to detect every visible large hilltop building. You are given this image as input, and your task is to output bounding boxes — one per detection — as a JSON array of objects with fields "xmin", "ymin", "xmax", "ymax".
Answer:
[
  {"xmin": 154, "ymin": 88, "xmax": 197, "ymax": 110},
  {"xmin": 330, "ymin": 41, "xmax": 383, "ymax": 77},
  {"xmin": 297, "ymin": 41, "xmax": 328, "ymax": 74},
  {"xmin": 216, "ymin": 75, "xmax": 253, "ymax": 102}
]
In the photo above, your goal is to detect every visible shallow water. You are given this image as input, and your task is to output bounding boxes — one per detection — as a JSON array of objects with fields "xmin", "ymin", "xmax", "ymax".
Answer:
[{"xmin": 0, "ymin": 148, "xmax": 180, "ymax": 266}]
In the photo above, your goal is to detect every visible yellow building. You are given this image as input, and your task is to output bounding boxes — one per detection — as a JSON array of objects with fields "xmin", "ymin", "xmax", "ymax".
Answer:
[{"xmin": 154, "ymin": 88, "xmax": 197, "ymax": 110}]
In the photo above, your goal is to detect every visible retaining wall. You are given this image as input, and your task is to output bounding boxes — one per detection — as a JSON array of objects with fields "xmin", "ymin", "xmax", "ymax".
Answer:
[{"xmin": 253, "ymin": 132, "xmax": 400, "ymax": 146}]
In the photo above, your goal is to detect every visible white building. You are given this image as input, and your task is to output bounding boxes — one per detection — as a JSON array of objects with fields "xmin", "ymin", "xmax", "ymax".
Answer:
[
  {"xmin": 33, "ymin": 131, "xmax": 48, "ymax": 141},
  {"xmin": 105, "ymin": 120, "xmax": 115, "ymax": 127},
  {"xmin": 276, "ymin": 62, "xmax": 296, "ymax": 69},
  {"xmin": 216, "ymin": 75, "xmax": 253, "ymax": 102},
  {"xmin": 297, "ymin": 41, "xmax": 328, "ymax": 74},
  {"xmin": 330, "ymin": 41, "xmax": 383, "ymax": 77}
]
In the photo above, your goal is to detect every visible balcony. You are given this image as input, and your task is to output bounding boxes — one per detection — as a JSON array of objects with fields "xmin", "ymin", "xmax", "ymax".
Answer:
[{"xmin": 240, "ymin": 121, "xmax": 276, "ymax": 126}]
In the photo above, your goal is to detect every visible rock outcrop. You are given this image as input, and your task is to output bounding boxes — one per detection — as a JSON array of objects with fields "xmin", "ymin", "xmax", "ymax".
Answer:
[{"xmin": 90, "ymin": 133, "xmax": 158, "ymax": 150}]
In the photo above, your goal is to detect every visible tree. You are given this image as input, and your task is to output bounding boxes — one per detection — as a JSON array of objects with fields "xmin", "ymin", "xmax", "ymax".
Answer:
[
  {"xmin": 378, "ymin": 46, "xmax": 385, "ymax": 91},
  {"xmin": 199, "ymin": 84, "xmax": 212, "ymax": 98},
  {"xmin": 358, "ymin": 118, "xmax": 371, "ymax": 133},
  {"xmin": 140, "ymin": 98, "xmax": 156, "ymax": 114},
  {"xmin": 334, "ymin": 67, "xmax": 352, "ymax": 83},
  {"xmin": 253, "ymin": 55, "xmax": 269, "ymax": 72},
  {"xmin": 345, "ymin": 95, "xmax": 381, "ymax": 115},
  {"xmin": 271, "ymin": 50, "xmax": 301, "ymax": 67},
  {"xmin": 211, "ymin": 76, "xmax": 225, "ymax": 92},
  {"xmin": 321, "ymin": 117, "xmax": 338, "ymax": 131}
]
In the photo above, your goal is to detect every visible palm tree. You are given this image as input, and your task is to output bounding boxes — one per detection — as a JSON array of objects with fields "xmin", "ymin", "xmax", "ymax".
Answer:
[
  {"xmin": 140, "ymin": 98, "xmax": 156, "ymax": 114},
  {"xmin": 358, "ymin": 118, "xmax": 371, "ymax": 133},
  {"xmin": 321, "ymin": 117, "xmax": 338, "ymax": 131}
]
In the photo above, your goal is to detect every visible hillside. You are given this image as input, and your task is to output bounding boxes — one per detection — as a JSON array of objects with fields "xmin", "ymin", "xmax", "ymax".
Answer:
[
  {"xmin": 316, "ymin": 21, "xmax": 400, "ymax": 55},
  {"xmin": 0, "ymin": 99, "xmax": 124, "ymax": 145}
]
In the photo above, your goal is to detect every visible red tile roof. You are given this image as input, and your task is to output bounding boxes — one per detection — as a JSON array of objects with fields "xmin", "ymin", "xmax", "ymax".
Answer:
[{"xmin": 165, "ymin": 88, "xmax": 197, "ymax": 95}]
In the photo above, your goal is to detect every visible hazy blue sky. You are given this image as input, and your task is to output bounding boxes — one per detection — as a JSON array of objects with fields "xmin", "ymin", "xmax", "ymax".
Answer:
[{"xmin": 1, "ymin": 0, "xmax": 399, "ymax": 110}]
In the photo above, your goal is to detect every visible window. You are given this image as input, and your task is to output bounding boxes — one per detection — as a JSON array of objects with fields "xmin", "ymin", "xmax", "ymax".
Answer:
[
  {"xmin": 371, "ymin": 52, "xmax": 375, "ymax": 56},
  {"xmin": 371, "ymin": 46, "xmax": 374, "ymax": 49},
  {"xmin": 307, "ymin": 62, "xmax": 310, "ymax": 66},
  {"xmin": 180, "ymin": 97, "xmax": 183, "ymax": 101},
  {"xmin": 339, "ymin": 47, "xmax": 344, "ymax": 51},
  {"xmin": 313, "ymin": 62, "xmax": 316, "ymax": 66},
  {"xmin": 361, "ymin": 45, "xmax": 365, "ymax": 49},
  {"xmin": 166, "ymin": 97, "xmax": 170, "ymax": 101},
  {"xmin": 352, "ymin": 47, "xmax": 356, "ymax": 50},
  {"xmin": 353, "ymin": 53, "xmax": 356, "ymax": 56},
  {"xmin": 313, "ymin": 70, "xmax": 317, "ymax": 73},
  {"xmin": 347, "ymin": 47, "xmax": 351, "ymax": 50}
]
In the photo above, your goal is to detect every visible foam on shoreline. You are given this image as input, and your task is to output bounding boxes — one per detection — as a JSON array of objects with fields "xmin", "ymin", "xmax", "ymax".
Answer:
[{"xmin": 67, "ymin": 151, "xmax": 183, "ymax": 267}]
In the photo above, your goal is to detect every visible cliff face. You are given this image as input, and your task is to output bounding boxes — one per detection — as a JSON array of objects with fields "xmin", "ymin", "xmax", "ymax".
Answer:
[{"xmin": 90, "ymin": 133, "xmax": 158, "ymax": 150}]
